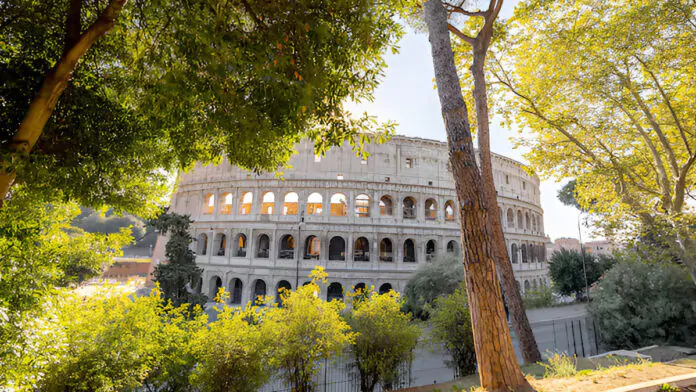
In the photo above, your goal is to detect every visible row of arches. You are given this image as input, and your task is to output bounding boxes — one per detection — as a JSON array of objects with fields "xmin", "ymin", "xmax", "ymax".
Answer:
[
  {"xmin": 501, "ymin": 207, "xmax": 543, "ymax": 233},
  {"xmin": 518, "ymin": 277, "xmax": 549, "ymax": 293},
  {"xmin": 509, "ymin": 243, "xmax": 547, "ymax": 263},
  {"xmin": 202, "ymin": 191, "xmax": 458, "ymax": 221},
  {"xmin": 195, "ymin": 232, "xmax": 460, "ymax": 262},
  {"xmin": 208, "ymin": 276, "xmax": 394, "ymax": 305}
]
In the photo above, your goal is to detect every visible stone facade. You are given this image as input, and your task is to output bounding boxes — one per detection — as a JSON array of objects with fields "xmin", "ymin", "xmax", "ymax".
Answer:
[{"xmin": 152, "ymin": 135, "xmax": 550, "ymax": 304}]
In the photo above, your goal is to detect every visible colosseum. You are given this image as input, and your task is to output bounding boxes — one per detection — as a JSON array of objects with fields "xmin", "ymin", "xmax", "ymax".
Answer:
[{"xmin": 153, "ymin": 135, "xmax": 550, "ymax": 305}]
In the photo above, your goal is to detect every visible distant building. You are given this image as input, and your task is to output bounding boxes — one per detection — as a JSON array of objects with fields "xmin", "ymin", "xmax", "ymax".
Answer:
[
  {"xmin": 584, "ymin": 240, "xmax": 618, "ymax": 257},
  {"xmin": 552, "ymin": 237, "xmax": 582, "ymax": 253},
  {"xmin": 102, "ymin": 257, "xmax": 152, "ymax": 281}
]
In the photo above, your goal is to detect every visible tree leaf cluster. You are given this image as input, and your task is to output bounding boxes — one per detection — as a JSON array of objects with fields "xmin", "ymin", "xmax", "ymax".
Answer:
[{"xmin": 548, "ymin": 248, "xmax": 615, "ymax": 298}]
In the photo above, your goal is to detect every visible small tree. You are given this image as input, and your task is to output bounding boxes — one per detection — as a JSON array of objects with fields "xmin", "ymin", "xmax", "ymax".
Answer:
[
  {"xmin": 429, "ymin": 283, "xmax": 477, "ymax": 378},
  {"xmin": 403, "ymin": 254, "xmax": 463, "ymax": 318},
  {"xmin": 151, "ymin": 212, "xmax": 207, "ymax": 309},
  {"xmin": 266, "ymin": 268, "xmax": 354, "ymax": 392},
  {"xmin": 589, "ymin": 258, "xmax": 696, "ymax": 350},
  {"xmin": 347, "ymin": 288, "xmax": 420, "ymax": 392},
  {"xmin": 190, "ymin": 306, "xmax": 274, "ymax": 392},
  {"xmin": 548, "ymin": 248, "xmax": 613, "ymax": 299}
]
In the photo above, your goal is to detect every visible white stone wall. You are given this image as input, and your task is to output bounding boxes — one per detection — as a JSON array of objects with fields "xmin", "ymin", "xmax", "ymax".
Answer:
[{"xmin": 154, "ymin": 136, "xmax": 550, "ymax": 304}]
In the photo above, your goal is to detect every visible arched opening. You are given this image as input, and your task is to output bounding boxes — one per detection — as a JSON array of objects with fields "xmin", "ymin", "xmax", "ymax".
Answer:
[
  {"xmin": 447, "ymin": 240, "xmax": 459, "ymax": 254},
  {"xmin": 329, "ymin": 236, "xmax": 346, "ymax": 261},
  {"xmin": 283, "ymin": 192, "xmax": 299, "ymax": 215},
  {"xmin": 379, "ymin": 283, "xmax": 393, "ymax": 295},
  {"xmin": 330, "ymin": 193, "xmax": 348, "ymax": 216},
  {"xmin": 252, "ymin": 279, "xmax": 267, "ymax": 303},
  {"xmin": 261, "ymin": 192, "xmax": 275, "ymax": 214},
  {"xmin": 402, "ymin": 197, "xmax": 416, "ymax": 219},
  {"xmin": 380, "ymin": 238, "xmax": 393, "ymax": 262},
  {"xmin": 278, "ymin": 235, "xmax": 295, "ymax": 259},
  {"xmin": 425, "ymin": 198, "xmax": 437, "ymax": 220},
  {"xmin": 525, "ymin": 212, "xmax": 530, "ymax": 230},
  {"xmin": 209, "ymin": 276, "xmax": 222, "ymax": 299},
  {"xmin": 537, "ymin": 216, "xmax": 543, "ymax": 233},
  {"xmin": 354, "ymin": 282, "xmax": 367, "ymax": 294},
  {"xmin": 197, "ymin": 233, "xmax": 208, "ymax": 255},
  {"xmin": 517, "ymin": 210, "xmax": 523, "ymax": 229},
  {"xmin": 524, "ymin": 280, "xmax": 530, "ymax": 292},
  {"xmin": 532, "ymin": 214, "xmax": 537, "ymax": 232},
  {"xmin": 521, "ymin": 244, "xmax": 528, "ymax": 263},
  {"xmin": 355, "ymin": 194, "xmax": 370, "ymax": 218},
  {"xmin": 307, "ymin": 192, "xmax": 323, "ymax": 215},
  {"xmin": 353, "ymin": 237, "xmax": 370, "ymax": 261},
  {"xmin": 203, "ymin": 193, "xmax": 215, "ymax": 215},
  {"xmin": 531, "ymin": 245, "xmax": 537, "ymax": 263},
  {"xmin": 234, "ymin": 233, "xmax": 247, "ymax": 257},
  {"xmin": 220, "ymin": 192, "xmax": 233, "ymax": 215},
  {"xmin": 229, "ymin": 278, "xmax": 243, "ymax": 305},
  {"xmin": 327, "ymin": 282, "xmax": 344, "ymax": 302},
  {"xmin": 511, "ymin": 243, "xmax": 518, "ymax": 263},
  {"xmin": 194, "ymin": 276, "xmax": 203, "ymax": 294},
  {"xmin": 403, "ymin": 239, "xmax": 416, "ymax": 263},
  {"xmin": 304, "ymin": 235, "xmax": 321, "ymax": 260},
  {"xmin": 380, "ymin": 196, "xmax": 393, "ymax": 216},
  {"xmin": 214, "ymin": 233, "xmax": 227, "ymax": 256},
  {"xmin": 507, "ymin": 208, "xmax": 514, "ymax": 227},
  {"xmin": 532, "ymin": 279, "xmax": 538, "ymax": 290},
  {"xmin": 276, "ymin": 280, "xmax": 292, "ymax": 305},
  {"xmin": 426, "ymin": 240, "xmax": 436, "ymax": 261},
  {"xmin": 239, "ymin": 192, "xmax": 253, "ymax": 215},
  {"xmin": 256, "ymin": 234, "xmax": 270, "ymax": 258},
  {"xmin": 445, "ymin": 201, "xmax": 455, "ymax": 221}
]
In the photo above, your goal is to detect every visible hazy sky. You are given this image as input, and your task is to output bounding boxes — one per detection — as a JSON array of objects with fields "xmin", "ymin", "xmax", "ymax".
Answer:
[{"xmin": 348, "ymin": 1, "xmax": 594, "ymax": 241}]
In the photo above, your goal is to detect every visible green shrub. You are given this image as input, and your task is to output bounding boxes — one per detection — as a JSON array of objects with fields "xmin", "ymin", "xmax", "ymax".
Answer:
[
  {"xmin": 548, "ymin": 249, "xmax": 615, "ymax": 298},
  {"xmin": 522, "ymin": 285, "xmax": 555, "ymax": 309},
  {"xmin": 347, "ymin": 288, "xmax": 420, "ymax": 392},
  {"xmin": 429, "ymin": 283, "xmax": 477, "ymax": 377},
  {"xmin": 403, "ymin": 255, "xmax": 463, "ymax": 319},
  {"xmin": 588, "ymin": 258, "xmax": 696, "ymax": 350}
]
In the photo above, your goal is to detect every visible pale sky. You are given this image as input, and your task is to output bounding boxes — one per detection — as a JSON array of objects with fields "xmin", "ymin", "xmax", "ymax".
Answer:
[{"xmin": 348, "ymin": 1, "xmax": 594, "ymax": 242}]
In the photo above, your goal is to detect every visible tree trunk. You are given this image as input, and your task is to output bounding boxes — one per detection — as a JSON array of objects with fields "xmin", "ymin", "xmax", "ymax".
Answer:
[
  {"xmin": 0, "ymin": 0, "xmax": 128, "ymax": 204},
  {"xmin": 471, "ymin": 45, "xmax": 542, "ymax": 364},
  {"xmin": 424, "ymin": 1, "xmax": 533, "ymax": 391}
]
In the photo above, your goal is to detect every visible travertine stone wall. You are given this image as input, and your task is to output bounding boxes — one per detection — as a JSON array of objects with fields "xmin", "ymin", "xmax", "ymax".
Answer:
[{"xmin": 153, "ymin": 136, "xmax": 550, "ymax": 305}]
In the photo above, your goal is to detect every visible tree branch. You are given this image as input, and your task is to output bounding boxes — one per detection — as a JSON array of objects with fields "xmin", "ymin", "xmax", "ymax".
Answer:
[
  {"xmin": 444, "ymin": 3, "xmax": 487, "ymax": 17},
  {"xmin": 447, "ymin": 23, "xmax": 475, "ymax": 45},
  {"xmin": 63, "ymin": 0, "xmax": 83, "ymax": 56}
]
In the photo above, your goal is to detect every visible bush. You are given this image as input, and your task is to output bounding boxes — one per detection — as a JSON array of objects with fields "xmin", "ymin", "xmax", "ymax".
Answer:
[
  {"xmin": 191, "ymin": 306, "xmax": 274, "ymax": 392},
  {"xmin": 347, "ymin": 288, "xmax": 420, "ymax": 392},
  {"xmin": 403, "ymin": 255, "xmax": 463, "ymax": 319},
  {"xmin": 522, "ymin": 285, "xmax": 555, "ymax": 309},
  {"xmin": 588, "ymin": 258, "xmax": 696, "ymax": 350},
  {"xmin": 548, "ymin": 248, "xmax": 614, "ymax": 298},
  {"xmin": 540, "ymin": 352, "xmax": 577, "ymax": 378},
  {"xmin": 428, "ymin": 283, "xmax": 476, "ymax": 377}
]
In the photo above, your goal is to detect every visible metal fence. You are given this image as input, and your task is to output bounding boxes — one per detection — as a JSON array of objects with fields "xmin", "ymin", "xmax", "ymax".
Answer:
[{"xmin": 512, "ymin": 315, "xmax": 601, "ymax": 359}]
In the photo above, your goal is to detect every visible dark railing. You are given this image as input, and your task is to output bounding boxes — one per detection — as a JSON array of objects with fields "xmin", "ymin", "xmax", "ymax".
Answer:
[
  {"xmin": 304, "ymin": 254, "xmax": 320, "ymax": 260},
  {"xmin": 380, "ymin": 252, "xmax": 393, "ymax": 262},
  {"xmin": 402, "ymin": 207, "xmax": 416, "ymax": 219},
  {"xmin": 217, "ymin": 249, "xmax": 225, "ymax": 256},
  {"xmin": 279, "ymin": 249, "xmax": 294, "ymax": 259},
  {"xmin": 403, "ymin": 255, "xmax": 415, "ymax": 263},
  {"xmin": 426, "ymin": 253, "xmax": 435, "ymax": 261},
  {"xmin": 257, "ymin": 249, "xmax": 269, "ymax": 258},
  {"xmin": 237, "ymin": 249, "xmax": 246, "ymax": 257},
  {"xmin": 353, "ymin": 251, "xmax": 369, "ymax": 262}
]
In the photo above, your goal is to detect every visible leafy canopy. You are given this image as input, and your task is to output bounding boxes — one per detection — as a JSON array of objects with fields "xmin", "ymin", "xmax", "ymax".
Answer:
[
  {"xmin": 548, "ymin": 248, "xmax": 614, "ymax": 298},
  {"xmin": 1, "ymin": 0, "xmax": 407, "ymax": 215}
]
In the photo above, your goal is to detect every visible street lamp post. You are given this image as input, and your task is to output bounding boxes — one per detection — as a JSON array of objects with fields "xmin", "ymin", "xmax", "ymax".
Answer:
[
  {"xmin": 577, "ymin": 211, "xmax": 590, "ymax": 301},
  {"xmin": 295, "ymin": 207, "xmax": 305, "ymax": 289}
]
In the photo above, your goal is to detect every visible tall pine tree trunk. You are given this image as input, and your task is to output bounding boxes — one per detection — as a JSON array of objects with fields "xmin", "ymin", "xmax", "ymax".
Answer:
[
  {"xmin": 424, "ymin": 1, "xmax": 533, "ymax": 390},
  {"xmin": 471, "ymin": 44, "xmax": 542, "ymax": 364}
]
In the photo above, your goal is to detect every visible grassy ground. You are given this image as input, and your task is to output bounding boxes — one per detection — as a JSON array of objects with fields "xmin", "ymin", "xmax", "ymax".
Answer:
[{"xmin": 397, "ymin": 356, "xmax": 696, "ymax": 392}]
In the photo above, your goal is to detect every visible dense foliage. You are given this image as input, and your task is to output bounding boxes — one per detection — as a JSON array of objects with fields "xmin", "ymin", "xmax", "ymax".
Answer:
[
  {"xmin": 428, "ymin": 283, "xmax": 477, "ymax": 377},
  {"xmin": 589, "ymin": 259, "xmax": 696, "ymax": 350},
  {"xmin": 347, "ymin": 288, "xmax": 420, "ymax": 392},
  {"xmin": 1, "ymin": 0, "xmax": 406, "ymax": 214},
  {"xmin": 151, "ymin": 212, "xmax": 207, "ymax": 309},
  {"xmin": 548, "ymin": 249, "xmax": 615, "ymax": 298},
  {"xmin": 403, "ymin": 255, "xmax": 463, "ymax": 318}
]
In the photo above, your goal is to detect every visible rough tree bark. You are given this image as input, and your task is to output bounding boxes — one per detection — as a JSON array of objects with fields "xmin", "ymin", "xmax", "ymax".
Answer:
[
  {"xmin": 456, "ymin": 0, "xmax": 542, "ymax": 364},
  {"xmin": 0, "ymin": 0, "xmax": 128, "ymax": 204},
  {"xmin": 424, "ymin": 1, "xmax": 533, "ymax": 390}
]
